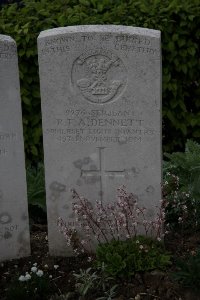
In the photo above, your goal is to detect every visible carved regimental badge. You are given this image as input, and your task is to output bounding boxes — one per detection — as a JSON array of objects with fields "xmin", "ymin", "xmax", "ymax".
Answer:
[{"xmin": 72, "ymin": 49, "xmax": 127, "ymax": 104}]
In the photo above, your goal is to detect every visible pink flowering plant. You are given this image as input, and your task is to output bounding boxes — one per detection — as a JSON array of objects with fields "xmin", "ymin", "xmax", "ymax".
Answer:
[
  {"xmin": 163, "ymin": 171, "xmax": 198, "ymax": 231},
  {"xmin": 58, "ymin": 186, "xmax": 165, "ymax": 256},
  {"xmin": 163, "ymin": 139, "xmax": 200, "ymax": 231}
]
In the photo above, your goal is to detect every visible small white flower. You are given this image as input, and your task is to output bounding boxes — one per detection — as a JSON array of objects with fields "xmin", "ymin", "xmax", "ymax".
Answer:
[
  {"xmin": 157, "ymin": 237, "xmax": 161, "ymax": 242},
  {"xmin": 136, "ymin": 240, "xmax": 140, "ymax": 244},
  {"xmin": 33, "ymin": 263, "xmax": 37, "ymax": 267},
  {"xmin": 49, "ymin": 275, "xmax": 52, "ymax": 278},
  {"xmin": 44, "ymin": 264, "xmax": 48, "ymax": 268},
  {"xmin": 54, "ymin": 265, "xmax": 59, "ymax": 270},
  {"xmin": 31, "ymin": 266, "xmax": 37, "ymax": 273},
  {"xmin": 25, "ymin": 273, "xmax": 31, "ymax": 281},
  {"xmin": 36, "ymin": 270, "xmax": 44, "ymax": 277},
  {"xmin": 135, "ymin": 294, "xmax": 141, "ymax": 300},
  {"xmin": 139, "ymin": 245, "xmax": 144, "ymax": 250},
  {"xmin": 19, "ymin": 275, "xmax": 26, "ymax": 282},
  {"xmin": 178, "ymin": 217, "xmax": 183, "ymax": 222}
]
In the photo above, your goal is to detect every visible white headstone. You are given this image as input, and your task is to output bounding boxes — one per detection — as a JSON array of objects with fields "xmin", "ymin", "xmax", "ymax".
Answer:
[
  {"xmin": 0, "ymin": 35, "xmax": 30, "ymax": 261},
  {"xmin": 38, "ymin": 25, "xmax": 161, "ymax": 256}
]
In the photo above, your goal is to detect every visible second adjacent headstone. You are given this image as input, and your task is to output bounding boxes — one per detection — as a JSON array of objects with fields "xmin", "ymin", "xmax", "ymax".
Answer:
[
  {"xmin": 38, "ymin": 25, "xmax": 162, "ymax": 256},
  {"xmin": 0, "ymin": 35, "xmax": 30, "ymax": 261}
]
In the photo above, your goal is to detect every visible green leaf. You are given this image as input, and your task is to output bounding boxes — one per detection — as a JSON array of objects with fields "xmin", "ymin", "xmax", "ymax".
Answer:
[
  {"xmin": 187, "ymin": 47, "xmax": 196, "ymax": 55},
  {"xmin": 178, "ymin": 39, "xmax": 186, "ymax": 47},
  {"xmin": 79, "ymin": 0, "xmax": 90, "ymax": 6},
  {"xmin": 31, "ymin": 145, "xmax": 38, "ymax": 156}
]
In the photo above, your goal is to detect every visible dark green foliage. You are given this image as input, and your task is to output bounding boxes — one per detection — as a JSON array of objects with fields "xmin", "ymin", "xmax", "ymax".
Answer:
[
  {"xmin": 27, "ymin": 163, "xmax": 46, "ymax": 211},
  {"xmin": 0, "ymin": 0, "xmax": 200, "ymax": 161},
  {"xmin": 96, "ymin": 236, "xmax": 171, "ymax": 278},
  {"xmin": 163, "ymin": 140, "xmax": 200, "ymax": 230},
  {"xmin": 173, "ymin": 249, "xmax": 200, "ymax": 290},
  {"xmin": 164, "ymin": 139, "xmax": 200, "ymax": 198},
  {"xmin": 50, "ymin": 294, "xmax": 73, "ymax": 300},
  {"xmin": 26, "ymin": 163, "xmax": 47, "ymax": 224}
]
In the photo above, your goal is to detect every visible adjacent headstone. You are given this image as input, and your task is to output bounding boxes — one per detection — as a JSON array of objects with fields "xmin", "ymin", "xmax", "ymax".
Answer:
[
  {"xmin": 38, "ymin": 25, "xmax": 161, "ymax": 256},
  {"xmin": 0, "ymin": 35, "xmax": 30, "ymax": 261}
]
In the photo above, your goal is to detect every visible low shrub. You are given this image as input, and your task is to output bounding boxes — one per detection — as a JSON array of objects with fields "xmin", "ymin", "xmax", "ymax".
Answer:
[
  {"xmin": 163, "ymin": 139, "xmax": 200, "ymax": 231},
  {"xmin": 96, "ymin": 236, "xmax": 171, "ymax": 279},
  {"xmin": 173, "ymin": 249, "xmax": 200, "ymax": 291}
]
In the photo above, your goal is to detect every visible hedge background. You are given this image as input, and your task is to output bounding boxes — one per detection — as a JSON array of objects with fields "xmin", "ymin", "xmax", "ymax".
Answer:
[{"xmin": 0, "ymin": 0, "xmax": 200, "ymax": 164}]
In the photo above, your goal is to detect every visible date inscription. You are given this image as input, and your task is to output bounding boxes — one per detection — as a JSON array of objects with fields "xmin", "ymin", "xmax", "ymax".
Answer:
[{"xmin": 45, "ymin": 109, "xmax": 156, "ymax": 144}]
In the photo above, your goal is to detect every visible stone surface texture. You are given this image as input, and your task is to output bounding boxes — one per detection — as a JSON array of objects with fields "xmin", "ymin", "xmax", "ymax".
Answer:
[
  {"xmin": 0, "ymin": 35, "xmax": 30, "ymax": 261},
  {"xmin": 38, "ymin": 25, "xmax": 161, "ymax": 256}
]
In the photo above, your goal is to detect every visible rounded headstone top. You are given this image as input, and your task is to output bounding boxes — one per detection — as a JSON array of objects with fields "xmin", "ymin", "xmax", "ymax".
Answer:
[
  {"xmin": 38, "ymin": 25, "xmax": 161, "ymax": 39},
  {"xmin": 0, "ymin": 34, "xmax": 16, "ymax": 44}
]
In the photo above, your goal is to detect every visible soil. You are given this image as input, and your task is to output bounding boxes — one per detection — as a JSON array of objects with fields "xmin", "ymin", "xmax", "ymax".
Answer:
[{"xmin": 0, "ymin": 224, "xmax": 200, "ymax": 300}]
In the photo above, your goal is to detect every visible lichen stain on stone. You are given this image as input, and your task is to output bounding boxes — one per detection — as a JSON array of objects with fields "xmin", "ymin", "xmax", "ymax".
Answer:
[
  {"xmin": 83, "ymin": 157, "xmax": 92, "ymax": 164},
  {"xmin": 74, "ymin": 157, "xmax": 92, "ymax": 169},
  {"xmin": 145, "ymin": 185, "xmax": 155, "ymax": 194},
  {"xmin": 131, "ymin": 167, "xmax": 140, "ymax": 176},
  {"xmin": 0, "ymin": 212, "xmax": 12, "ymax": 224},
  {"xmin": 4, "ymin": 231, "xmax": 12, "ymax": 239},
  {"xmin": 50, "ymin": 181, "xmax": 66, "ymax": 193},
  {"xmin": 49, "ymin": 181, "xmax": 66, "ymax": 202}
]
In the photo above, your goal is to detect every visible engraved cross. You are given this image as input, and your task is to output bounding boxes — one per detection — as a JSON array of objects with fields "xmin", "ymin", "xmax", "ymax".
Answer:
[{"xmin": 81, "ymin": 147, "xmax": 126, "ymax": 201}]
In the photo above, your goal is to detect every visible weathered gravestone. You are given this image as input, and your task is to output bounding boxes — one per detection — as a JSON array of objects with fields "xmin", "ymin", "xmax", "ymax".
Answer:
[
  {"xmin": 38, "ymin": 25, "xmax": 161, "ymax": 256},
  {"xmin": 0, "ymin": 35, "xmax": 30, "ymax": 261}
]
